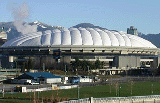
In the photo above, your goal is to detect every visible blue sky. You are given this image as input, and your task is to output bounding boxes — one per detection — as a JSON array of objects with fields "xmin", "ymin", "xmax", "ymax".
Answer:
[{"xmin": 0, "ymin": 0, "xmax": 160, "ymax": 34}]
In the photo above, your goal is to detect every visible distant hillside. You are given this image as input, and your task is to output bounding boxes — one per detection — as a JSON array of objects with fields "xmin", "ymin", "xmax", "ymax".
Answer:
[
  {"xmin": 73, "ymin": 23, "xmax": 107, "ymax": 30},
  {"xmin": 138, "ymin": 33, "xmax": 160, "ymax": 48}
]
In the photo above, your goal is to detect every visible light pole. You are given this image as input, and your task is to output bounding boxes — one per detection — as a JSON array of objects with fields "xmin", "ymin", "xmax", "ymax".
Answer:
[
  {"xmin": 2, "ymin": 84, "xmax": 4, "ymax": 98},
  {"xmin": 77, "ymin": 85, "xmax": 79, "ymax": 99},
  {"xmin": 118, "ymin": 85, "xmax": 121, "ymax": 97},
  {"xmin": 38, "ymin": 85, "xmax": 39, "ymax": 100},
  {"xmin": 151, "ymin": 84, "xmax": 153, "ymax": 94},
  {"xmin": 65, "ymin": 65, "xmax": 67, "ymax": 76},
  {"xmin": 87, "ymin": 66, "xmax": 89, "ymax": 76},
  {"xmin": 87, "ymin": 66, "xmax": 90, "ymax": 83}
]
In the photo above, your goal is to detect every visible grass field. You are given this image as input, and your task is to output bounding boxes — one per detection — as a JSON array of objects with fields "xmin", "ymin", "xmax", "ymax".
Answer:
[
  {"xmin": 0, "ymin": 81, "xmax": 160, "ymax": 102},
  {"xmin": 0, "ymin": 100, "xmax": 33, "ymax": 103}
]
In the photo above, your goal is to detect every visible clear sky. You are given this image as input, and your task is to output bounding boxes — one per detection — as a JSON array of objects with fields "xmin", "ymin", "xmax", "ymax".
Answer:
[{"xmin": 0, "ymin": 0, "xmax": 160, "ymax": 34}]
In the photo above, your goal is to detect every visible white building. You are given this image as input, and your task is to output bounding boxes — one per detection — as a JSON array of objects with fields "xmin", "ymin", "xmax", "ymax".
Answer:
[{"xmin": 0, "ymin": 27, "xmax": 159, "ymax": 75}]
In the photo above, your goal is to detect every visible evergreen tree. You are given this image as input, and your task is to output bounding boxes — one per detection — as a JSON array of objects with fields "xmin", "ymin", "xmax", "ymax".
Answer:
[{"xmin": 95, "ymin": 59, "xmax": 102, "ymax": 69}]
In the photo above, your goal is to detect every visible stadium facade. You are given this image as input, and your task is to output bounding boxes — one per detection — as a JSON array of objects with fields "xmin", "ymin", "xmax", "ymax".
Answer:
[{"xmin": 0, "ymin": 28, "xmax": 159, "ymax": 75}]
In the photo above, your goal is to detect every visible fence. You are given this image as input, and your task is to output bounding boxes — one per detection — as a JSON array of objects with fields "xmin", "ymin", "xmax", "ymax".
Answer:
[
  {"xmin": 75, "ymin": 76, "xmax": 160, "ymax": 88},
  {"xmin": 59, "ymin": 95, "xmax": 160, "ymax": 103},
  {"xmin": 106, "ymin": 76, "xmax": 160, "ymax": 84}
]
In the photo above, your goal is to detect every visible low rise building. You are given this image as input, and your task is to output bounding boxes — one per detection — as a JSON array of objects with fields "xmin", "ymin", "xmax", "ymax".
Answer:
[{"xmin": 13, "ymin": 72, "xmax": 62, "ymax": 84}]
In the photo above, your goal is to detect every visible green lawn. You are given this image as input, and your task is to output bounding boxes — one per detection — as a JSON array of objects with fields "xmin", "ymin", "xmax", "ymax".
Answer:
[
  {"xmin": 0, "ymin": 100, "xmax": 33, "ymax": 103},
  {"xmin": 0, "ymin": 81, "xmax": 160, "ymax": 102}
]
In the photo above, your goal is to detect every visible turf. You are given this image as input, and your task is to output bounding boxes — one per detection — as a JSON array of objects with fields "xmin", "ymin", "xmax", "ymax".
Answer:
[{"xmin": 0, "ymin": 81, "xmax": 160, "ymax": 100}]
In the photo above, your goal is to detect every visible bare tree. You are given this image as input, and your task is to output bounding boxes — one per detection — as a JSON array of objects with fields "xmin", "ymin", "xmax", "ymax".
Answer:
[{"xmin": 131, "ymin": 81, "xmax": 134, "ymax": 95}]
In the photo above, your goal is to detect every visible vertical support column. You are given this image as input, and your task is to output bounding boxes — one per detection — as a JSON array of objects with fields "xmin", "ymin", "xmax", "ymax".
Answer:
[
  {"xmin": 9, "ymin": 56, "xmax": 14, "ymax": 69},
  {"xmin": 90, "ymin": 97, "xmax": 94, "ymax": 103}
]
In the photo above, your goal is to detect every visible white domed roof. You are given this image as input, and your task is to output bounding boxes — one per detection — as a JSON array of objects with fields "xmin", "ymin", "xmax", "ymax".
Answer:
[{"xmin": 2, "ymin": 28, "xmax": 157, "ymax": 48}]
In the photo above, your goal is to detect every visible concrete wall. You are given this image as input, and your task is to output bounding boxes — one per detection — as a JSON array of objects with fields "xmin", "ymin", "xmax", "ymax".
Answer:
[
  {"xmin": 150, "ymin": 57, "xmax": 158, "ymax": 69},
  {"xmin": 150, "ymin": 57, "xmax": 160, "ymax": 75},
  {"xmin": 61, "ymin": 56, "xmax": 71, "ymax": 64},
  {"xmin": 117, "ymin": 56, "xmax": 140, "ymax": 68}
]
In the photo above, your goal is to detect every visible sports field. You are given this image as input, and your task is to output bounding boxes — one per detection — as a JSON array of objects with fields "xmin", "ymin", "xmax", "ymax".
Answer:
[{"xmin": 0, "ymin": 81, "xmax": 159, "ymax": 100}]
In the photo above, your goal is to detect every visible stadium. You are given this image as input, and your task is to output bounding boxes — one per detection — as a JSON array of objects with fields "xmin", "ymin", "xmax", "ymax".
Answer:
[{"xmin": 0, "ymin": 27, "xmax": 159, "ymax": 75}]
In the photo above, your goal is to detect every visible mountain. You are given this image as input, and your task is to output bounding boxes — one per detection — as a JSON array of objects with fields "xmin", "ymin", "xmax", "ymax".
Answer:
[
  {"xmin": 0, "ymin": 21, "xmax": 64, "ymax": 40},
  {"xmin": 73, "ymin": 23, "xmax": 107, "ymax": 30},
  {"xmin": 138, "ymin": 33, "xmax": 160, "ymax": 48},
  {"xmin": 0, "ymin": 22, "xmax": 18, "ymax": 40},
  {"xmin": 29, "ymin": 21, "xmax": 64, "ymax": 31}
]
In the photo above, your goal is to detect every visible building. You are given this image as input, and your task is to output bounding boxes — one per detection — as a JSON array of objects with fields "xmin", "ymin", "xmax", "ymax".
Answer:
[
  {"xmin": 127, "ymin": 26, "xmax": 138, "ymax": 36},
  {"xmin": 0, "ymin": 27, "xmax": 159, "ymax": 75},
  {"xmin": 12, "ymin": 72, "xmax": 62, "ymax": 84},
  {"xmin": 0, "ymin": 27, "xmax": 7, "ymax": 46}
]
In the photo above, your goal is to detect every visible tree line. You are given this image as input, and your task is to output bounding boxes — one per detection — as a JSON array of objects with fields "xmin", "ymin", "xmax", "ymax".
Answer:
[{"xmin": 70, "ymin": 57, "xmax": 104, "ymax": 72}]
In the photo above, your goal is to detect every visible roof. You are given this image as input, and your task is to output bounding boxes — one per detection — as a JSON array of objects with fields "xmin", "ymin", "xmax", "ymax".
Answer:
[
  {"xmin": 2, "ymin": 28, "xmax": 156, "ymax": 48},
  {"xmin": 25, "ymin": 72, "xmax": 61, "ymax": 79}
]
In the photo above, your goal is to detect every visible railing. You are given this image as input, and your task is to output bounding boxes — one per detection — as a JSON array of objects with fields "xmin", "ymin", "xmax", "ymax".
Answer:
[{"xmin": 59, "ymin": 95, "xmax": 160, "ymax": 103}]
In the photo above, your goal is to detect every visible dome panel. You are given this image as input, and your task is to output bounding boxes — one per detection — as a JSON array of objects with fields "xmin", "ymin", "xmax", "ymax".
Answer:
[
  {"xmin": 11, "ymin": 32, "xmax": 42, "ymax": 46},
  {"xmin": 61, "ymin": 28, "xmax": 71, "ymax": 45},
  {"xmin": 79, "ymin": 28, "xmax": 93, "ymax": 45},
  {"xmin": 51, "ymin": 29, "xmax": 61, "ymax": 45},
  {"xmin": 69, "ymin": 28, "xmax": 82, "ymax": 45},
  {"xmin": 130, "ymin": 38, "xmax": 145, "ymax": 47},
  {"xmin": 127, "ymin": 34, "xmax": 154, "ymax": 48},
  {"xmin": 111, "ymin": 31, "xmax": 125, "ymax": 46},
  {"xmin": 87, "ymin": 28, "xmax": 102, "ymax": 45},
  {"xmin": 41, "ymin": 34, "xmax": 51, "ymax": 45},
  {"xmin": 118, "ymin": 32, "xmax": 131, "ymax": 47},
  {"xmin": 94, "ymin": 28, "xmax": 111, "ymax": 46},
  {"xmin": 20, "ymin": 37, "xmax": 41, "ymax": 46},
  {"xmin": 104, "ymin": 30, "xmax": 119, "ymax": 46},
  {"xmin": 41, "ymin": 30, "xmax": 51, "ymax": 45}
]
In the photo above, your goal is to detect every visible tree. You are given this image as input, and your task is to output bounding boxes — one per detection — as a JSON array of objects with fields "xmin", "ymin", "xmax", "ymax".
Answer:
[
  {"xmin": 81, "ymin": 60, "xmax": 93, "ymax": 71},
  {"xmin": 70, "ymin": 57, "xmax": 81, "ymax": 72},
  {"xmin": 25, "ymin": 57, "xmax": 34, "ymax": 71},
  {"xmin": 95, "ymin": 59, "xmax": 102, "ymax": 69}
]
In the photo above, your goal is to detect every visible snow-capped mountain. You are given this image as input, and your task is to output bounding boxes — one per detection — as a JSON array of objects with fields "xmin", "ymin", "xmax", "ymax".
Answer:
[{"xmin": 0, "ymin": 21, "xmax": 64, "ymax": 40}]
